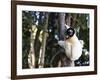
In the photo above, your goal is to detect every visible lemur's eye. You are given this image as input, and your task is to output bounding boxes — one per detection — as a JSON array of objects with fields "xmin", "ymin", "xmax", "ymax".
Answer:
[{"xmin": 64, "ymin": 28, "xmax": 75, "ymax": 39}]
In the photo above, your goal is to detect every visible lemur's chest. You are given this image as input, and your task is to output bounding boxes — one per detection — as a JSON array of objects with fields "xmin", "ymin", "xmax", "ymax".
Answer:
[{"xmin": 64, "ymin": 42, "xmax": 72, "ymax": 54}]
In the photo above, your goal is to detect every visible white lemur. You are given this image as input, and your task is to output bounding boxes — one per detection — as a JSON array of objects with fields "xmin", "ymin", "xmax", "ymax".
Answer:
[{"xmin": 58, "ymin": 24, "xmax": 83, "ymax": 61}]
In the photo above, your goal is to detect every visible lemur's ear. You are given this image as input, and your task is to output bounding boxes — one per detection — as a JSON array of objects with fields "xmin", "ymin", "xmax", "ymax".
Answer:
[{"xmin": 65, "ymin": 24, "xmax": 70, "ymax": 29}]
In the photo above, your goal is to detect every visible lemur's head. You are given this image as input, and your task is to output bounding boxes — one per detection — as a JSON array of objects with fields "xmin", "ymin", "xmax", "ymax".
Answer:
[{"xmin": 64, "ymin": 24, "xmax": 75, "ymax": 39}]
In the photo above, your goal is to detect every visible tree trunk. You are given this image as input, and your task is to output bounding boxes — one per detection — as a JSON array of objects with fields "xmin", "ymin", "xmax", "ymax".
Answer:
[
  {"xmin": 59, "ymin": 13, "xmax": 65, "ymax": 40},
  {"xmin": 65, "ymin": 13, "xmax": 72, "ymax": 26},
  {"xmin": 38, "ymin": 13, "xmax": 49, "ymax": 68},
  {"xmin": 28, "ymin": 27, "xmax": 35, "ymax": 68}
]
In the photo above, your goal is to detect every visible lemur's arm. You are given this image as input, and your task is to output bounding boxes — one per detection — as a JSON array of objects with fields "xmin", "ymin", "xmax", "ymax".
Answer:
[{"xmin": 58, "ymin": 41, "xmax": 65, "ymax": 48}]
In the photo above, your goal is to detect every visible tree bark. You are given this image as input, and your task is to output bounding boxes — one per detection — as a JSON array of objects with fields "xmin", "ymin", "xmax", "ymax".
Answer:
[
  {"xmin": 65, "ymin": 13, "xmax": 72, "ymax": 26},
  {"xmin": 28, "ymin": 27, "xmax": 35, "ymax": 68},
  {"xmin": 59, "ymin": 13, "xmax": 65, "ymax": 40},
  {"xmin": 38, "ymin": 13, "xmax": 49, "ymax": 68}
]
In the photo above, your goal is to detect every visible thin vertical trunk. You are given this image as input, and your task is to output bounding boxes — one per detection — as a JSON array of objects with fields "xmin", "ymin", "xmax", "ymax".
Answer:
[
  {"xmin": 38, "ymin": 13, "xmax": 49, "ymax": 68},
  {"xmin": 66, "ymin": 14, "xmax": 71, "ymax": 26},
  {"xmin": 28, "ymin": 28, "xmax": 35, "ymax": 68},
  {"xmin": 59, "ymin": 13, "xmax": 65, "ymax": 40}
]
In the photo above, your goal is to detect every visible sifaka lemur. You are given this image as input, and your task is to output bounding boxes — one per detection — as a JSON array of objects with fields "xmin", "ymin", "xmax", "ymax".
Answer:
[{"xmin": 58, "ymin": 24, "xmax": 83, "ymax": 62}]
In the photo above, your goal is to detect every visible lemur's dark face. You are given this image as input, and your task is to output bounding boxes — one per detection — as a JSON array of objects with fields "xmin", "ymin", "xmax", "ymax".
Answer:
[{"xmin": 64, "ymin": 28, "xmax": 75, "ymax": 39}]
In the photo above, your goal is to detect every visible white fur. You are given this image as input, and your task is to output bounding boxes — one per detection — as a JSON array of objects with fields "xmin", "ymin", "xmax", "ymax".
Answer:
[
  {"xmin": 58, "ymin": 40, "xmax": 83, "ymax": 61},
  {"xmin": 58, "ymin": 25, "xmax": 83, "ymax": 61}
]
